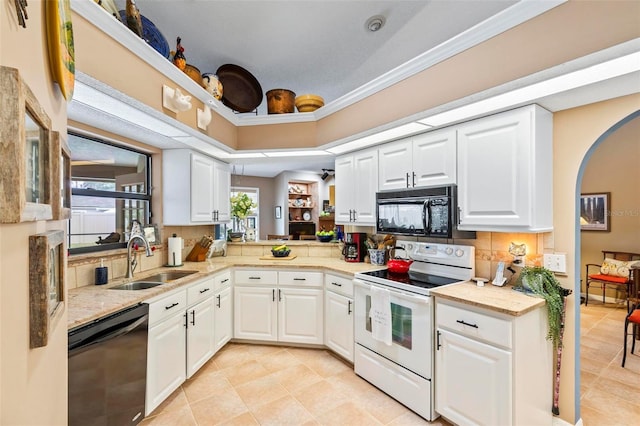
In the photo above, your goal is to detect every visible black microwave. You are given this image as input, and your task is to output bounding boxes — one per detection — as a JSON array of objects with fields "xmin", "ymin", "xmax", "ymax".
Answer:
[{"xmin": 376, "ymin": 186, "xmax": 476, "ymax": 239}]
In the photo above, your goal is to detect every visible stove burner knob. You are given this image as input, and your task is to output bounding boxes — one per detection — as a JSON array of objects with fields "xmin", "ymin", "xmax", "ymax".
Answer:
[
  {"xmin": 445, "ymin": 247, "xmax": 454, "ymax": 255},
  {"xmin": 455, "ymin": 249, "xmax": 464, "ymax": 257}
]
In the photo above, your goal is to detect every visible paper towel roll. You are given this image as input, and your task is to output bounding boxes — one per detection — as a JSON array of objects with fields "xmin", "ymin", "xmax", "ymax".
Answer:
[{"xmin": 167, "ymin": 235, "xmax": 183, "ymax": 266}]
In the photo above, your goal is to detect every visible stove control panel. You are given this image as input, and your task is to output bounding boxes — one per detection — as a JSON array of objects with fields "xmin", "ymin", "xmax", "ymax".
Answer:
[{"xmin": 409, "ymin": 242, "xmax": 475, "ymax": 269}]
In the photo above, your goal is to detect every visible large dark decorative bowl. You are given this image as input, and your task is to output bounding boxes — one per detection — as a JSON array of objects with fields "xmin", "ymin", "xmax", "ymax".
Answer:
[
  {"xmin": 317, "ymin": 235, "xmax": 333, "ymax": 242},
  {"xmin": 271, "ymin": 249, "xmax": 291, "ymax": 258}
]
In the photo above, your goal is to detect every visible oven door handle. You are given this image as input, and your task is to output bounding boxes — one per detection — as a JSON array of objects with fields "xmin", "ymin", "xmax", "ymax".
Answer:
[{"xmin": 353, "ymin": 280, "xmax": 431, "ymax": 304}]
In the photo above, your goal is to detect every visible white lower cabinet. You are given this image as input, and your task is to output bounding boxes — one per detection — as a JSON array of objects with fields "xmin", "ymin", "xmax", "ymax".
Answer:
[
  {"xmin": 436, "ymin": 329, "xmax": 511, "ymax": 425},
  {"xmin": 146, "ymin": 291, "xmax": 187, "ymax": 416},
  {"xmin": 234, "ymin": 286, "xmax": 278, "ymax": 341},
  {"xmin": 214, "ymin": 285, "xmax": 233, "ymax": 353},
  {"xmin": 146, "ymin": 273, "xmax": 225, "ymax": 416},
  {"xmin": 434, "ymin": 298, "xmax": 551, "ymax": 426},
  {"xmin": 234, "ymin": 269, "xmax": 323, "ymax": 345},
  {"xmin": 186, "ymin": 297, "xmax": 215, "ymax": 378},
  {"xmin": 324, "ymin": 273, "xmax": 354, "ymax": 362}
]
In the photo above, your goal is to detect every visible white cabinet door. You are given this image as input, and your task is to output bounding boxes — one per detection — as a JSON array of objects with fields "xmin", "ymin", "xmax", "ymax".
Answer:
[
  {"xmin": 214, "ymin": 286, "xmax": 232, "ymax": 353},
  {"xmin": 186, "ymin": 297, "xmax": 215, "ymax": 379},
  {"xmin": 278, "ymin": 287, "xmax": 324, "ymax": 344},
  {"xmin": 146, "ymin": 312, "xmax": 186, "ymax": 415},
  {"xmin": 352, "ymin": 149, "xmax": 378, "ymax": 225},
  {"xmin": 435, "ymin": 328, "xmax": 512, "ymax": 426},
  {"xmin": 378, "ymin": 139, "xmax": 412, "ymax": 191},
  {"xmin": 412, "ymin": 128, "xmax": 456, "ymax": 188},
  {"xmin": 212, "ymin": 161, "xmax": 231, "ymax": 223},
  {"xmin": 334, "ymin": 154, "xmax": 355, "ymax": 223},
  {"xmin": 456, "ymin": 105, "xmax": 552, "ymax": 232},
  {"xmin": 335, "ymin": 149, "xmax": 378, "ymax": 225},
  {"xmin": 324, "ymin": 291, "xmax": 354, "ymax": 362},
  {"xmin": 190, "ymin": 152, "xmax": 215, "ymax": 222},
  {"xmin": 234, "ymin": 286, "xmax": 277, "ymax": 341}
]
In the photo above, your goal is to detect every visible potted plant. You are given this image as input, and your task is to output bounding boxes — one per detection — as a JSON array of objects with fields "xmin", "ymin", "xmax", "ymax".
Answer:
[
  {"xmin": 229, "ymin": 192, "xmax": 257, "ymax": 241},
  {"xmin": 515, "ymin": 266, "xmax": 569, "ymax": 348}
]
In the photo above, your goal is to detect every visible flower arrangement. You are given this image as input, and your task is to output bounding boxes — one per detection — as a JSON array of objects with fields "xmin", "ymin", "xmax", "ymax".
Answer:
[{"xmin": 230, "ymin": 192, "xmax": 257, "ymax": 219}]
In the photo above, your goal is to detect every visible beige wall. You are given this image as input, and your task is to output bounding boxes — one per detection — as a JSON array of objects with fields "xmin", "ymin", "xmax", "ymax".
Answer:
[
  {"xmin": 580, "ymin": 117, "xmax": 640, "ymax": 299},
  {"xmin": 1, "ymin": 1, "xmax": 68, "ymax": 424},
  {"xmin": 552, "ymin": 93, "xmax": 640, "ymax": 423}
]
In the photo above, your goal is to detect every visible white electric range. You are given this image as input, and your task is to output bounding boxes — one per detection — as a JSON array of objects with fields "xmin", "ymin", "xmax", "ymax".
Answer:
[{"xmin": 353, "ymin": 240, "xmax": 475, "ymax": 421}]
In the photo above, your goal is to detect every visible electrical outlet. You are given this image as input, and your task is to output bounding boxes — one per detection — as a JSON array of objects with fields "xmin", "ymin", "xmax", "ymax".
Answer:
[{"xmin": 544, "ymin": 253, "xmax": 567, "ymax": 274}]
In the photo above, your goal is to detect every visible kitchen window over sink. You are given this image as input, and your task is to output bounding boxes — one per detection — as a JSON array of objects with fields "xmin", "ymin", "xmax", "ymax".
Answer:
[{"xmin": 67, "ymin": 132, "xmax": 152, "ymax": 254}]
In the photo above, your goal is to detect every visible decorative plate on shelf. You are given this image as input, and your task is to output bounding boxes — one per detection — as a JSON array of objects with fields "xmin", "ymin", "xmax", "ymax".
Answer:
[
  {"xmin": 118, "ymin": 11, "xmax": 170, "ymax": 58},
  {"xmin": 302, "ymin": 211, "xmax": 311, "ymax": 221}
]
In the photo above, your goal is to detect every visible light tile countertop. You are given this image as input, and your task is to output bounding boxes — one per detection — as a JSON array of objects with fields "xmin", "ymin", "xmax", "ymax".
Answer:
[
  {"xmin": 67, "ymin": 256, "xmax": 382, "ymax": 330},
  {"xmin": 430, "ymin": 281, "xmax": 546, "ymax": 316},
  {"xmin": 68, "ymin": 255, "xmax": 545, "ymax": 330}
]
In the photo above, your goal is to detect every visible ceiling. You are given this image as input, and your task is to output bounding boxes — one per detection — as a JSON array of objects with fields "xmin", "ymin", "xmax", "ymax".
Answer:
[
  {"xmin": 114, "ymin": 0, "xmax": 517, "ymax": 115},
  {"xmin": 76, "ymin": 1, "xmax": 638, "ymax": 178}
]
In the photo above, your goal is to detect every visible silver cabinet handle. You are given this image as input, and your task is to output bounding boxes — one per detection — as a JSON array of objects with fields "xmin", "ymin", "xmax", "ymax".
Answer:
[
  {"xmin": 412, "ymin": 172, "xmax": 416, "ymax": 187},
  {"xmin": 249, "ymin": 276, "xmax": 261, "ymax": 280},
  {"xmin": 348, "ymin": 300, "xmax": 352, "ymax": 315},
  {"xmin": 221, "ymin": 278, "xmax": 229, "ymax": 283},
  {"xmin": 272, "ymin": 289, "xmax": 275, "ymax": 302},
  {"xmin": 331, "ymin": 282, "xmax": 342, "ymax": 287},
  {"xmin": 216, "ymin": 294, "xmax": 221, "ymax": 308},
  {"xmin": 293, "ymin": 278, "xmax": 306, "ymax": 281},
  {"xmin": 406, "ymin": 172, "xmax": 410, "ymax": 188},
  {"xmin": 190, "ymin": 310, "xmax": 196, "ymax": 326},
  {"xmin": 278, "ymin": 289, "xmax": 282, "ymax": 302},
  {"xmin": 199, "ymin": 288, "xmax": 210, "ymax": 294}
]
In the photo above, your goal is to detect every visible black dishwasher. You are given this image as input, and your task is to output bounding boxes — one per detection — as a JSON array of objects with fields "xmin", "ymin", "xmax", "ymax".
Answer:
[{"xmin": 68, "ymin": 303, "xmax": 149, "ymax": 426}]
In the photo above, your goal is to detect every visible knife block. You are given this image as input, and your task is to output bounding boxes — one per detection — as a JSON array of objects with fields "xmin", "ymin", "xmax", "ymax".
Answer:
[{"xmin": 186, "ymin": 242, "xmax": 208, "ymax": 262}]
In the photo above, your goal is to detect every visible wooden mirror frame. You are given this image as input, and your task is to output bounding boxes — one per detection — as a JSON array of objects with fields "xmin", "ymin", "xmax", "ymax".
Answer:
[
  {"xmin": 29, "ymin": 230, "xmax": 66, "ymax": 348},
  {"xmin": 51, "ymin": 131, "xmax": 72, "ymax": 220},
  {"xmin": 0, "ymin": 66, "xmax": 54, "ymax": 223}
]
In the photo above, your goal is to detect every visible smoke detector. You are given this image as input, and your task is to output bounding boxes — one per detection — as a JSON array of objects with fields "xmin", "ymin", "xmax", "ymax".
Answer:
[{"xmin": 365, "ymin": 15, "xmax": 386, "ymax": 32}]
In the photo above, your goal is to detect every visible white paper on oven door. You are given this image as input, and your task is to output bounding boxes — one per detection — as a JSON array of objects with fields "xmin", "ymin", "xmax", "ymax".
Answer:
[{"xmin": 369, "ymin": 286, "xmax": 392, "ymax": 345}]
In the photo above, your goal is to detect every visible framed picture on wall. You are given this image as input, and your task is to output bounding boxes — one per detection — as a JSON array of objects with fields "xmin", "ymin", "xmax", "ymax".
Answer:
[
  {"xmin": 29, "ymin": 230, "xmax": 66, "ymax": 348},
  {"xmin": 580, "ymin": 192, "xmax": 610, "ymax": 231}
]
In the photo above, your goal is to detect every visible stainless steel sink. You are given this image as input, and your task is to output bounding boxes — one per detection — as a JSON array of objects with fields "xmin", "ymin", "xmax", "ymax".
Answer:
[
  {"xmin": 110, "ymin": 281, "xmax": 164, "ymax": 290},
  {"xmin": 142, "ymin": 270, "xmax": 198, "ymax": 283},
  {"xmin": 109, "ymin": 270, "xmax": 198, "ymax": 290}
]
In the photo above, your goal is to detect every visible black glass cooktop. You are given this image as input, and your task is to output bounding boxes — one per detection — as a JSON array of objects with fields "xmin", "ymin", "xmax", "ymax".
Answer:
[{"xmin": 360, "ymin": 269, "xmax": 459, "ymax": 290}]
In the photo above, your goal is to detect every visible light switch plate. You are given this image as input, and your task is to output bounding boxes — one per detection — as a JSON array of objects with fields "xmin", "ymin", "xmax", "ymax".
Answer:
[{"xmin": 544, "ymin": 253, "xmax": 567, "ymax": 274}]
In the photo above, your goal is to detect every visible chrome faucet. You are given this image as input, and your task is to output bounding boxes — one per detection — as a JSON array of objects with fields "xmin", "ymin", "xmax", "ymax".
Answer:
[{"xmin": 126, "ymin": 220, "xmax": 154, "ymax": 279}]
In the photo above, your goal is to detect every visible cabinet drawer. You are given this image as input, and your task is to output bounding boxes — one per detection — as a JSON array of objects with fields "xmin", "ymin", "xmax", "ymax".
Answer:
[
  {"xmin": 436, "ymin": 302, "xmax": 512, "ymax": 349},
  {"xmin": 325, "ymin": 273, "xmax": 353, "ymax": 297},
  {"xmin": 187, "ymin": 277, "xmax": 215, "ymax": 306},
  {"xmin": 213, "ymin": 270, "xmax": 232, "ymax": 291},
  {"xmin": 235, "ymin": 269, "xmax": 278, "ymax": 285},
  {"xmin": 278, "ymin": 271, "xmax": 323, "ymax": 287},
  {"xmin": 149, "ymin": 290, "xmax": 187, "ymax": 326}
]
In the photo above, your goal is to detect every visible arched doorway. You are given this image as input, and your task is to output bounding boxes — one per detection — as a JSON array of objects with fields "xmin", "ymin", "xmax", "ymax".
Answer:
[{"xmin": 574, "ymin": 109, "xmax": 640, "ymax": 423}]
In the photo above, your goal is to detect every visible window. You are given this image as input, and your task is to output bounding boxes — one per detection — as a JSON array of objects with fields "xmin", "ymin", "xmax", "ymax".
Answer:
[
  {"xmin": 67, "ymin": 133, "xmax": 151, "ymax": 254},
  {"xmin": 230, "ymin": 187, "xmax": 259, "ymax": 237}
]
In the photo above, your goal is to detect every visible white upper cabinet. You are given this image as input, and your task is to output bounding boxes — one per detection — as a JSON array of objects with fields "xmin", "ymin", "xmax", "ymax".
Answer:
[
  {"xmin": 335, "ymin": 149, "xmax": 378, "ymax": 225},
  {"xmin": 163, "ymin": 149, "xmax": 231, "ymax": 225},
  {"xmin": 456, "ymin": 105, "xmax": 553, "ymax": 232},
  {"xmin": 212, "ymin": 161, "xmax": 231, "ymax": 222},
  {"xmin": 378, "ymin": 128, "xmax": 456, "ymax": 191}
]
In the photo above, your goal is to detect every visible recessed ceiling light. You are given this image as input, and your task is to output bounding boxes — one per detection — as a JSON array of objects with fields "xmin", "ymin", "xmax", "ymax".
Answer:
[{"xmin": 365, "ymin": 15, "xmax": 385, "ymax": 32}]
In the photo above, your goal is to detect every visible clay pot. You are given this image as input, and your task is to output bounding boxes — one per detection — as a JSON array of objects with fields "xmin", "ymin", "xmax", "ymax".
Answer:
[{"xmin": 266, "ymin": 89, "xmax": 295, "ymax": 114}]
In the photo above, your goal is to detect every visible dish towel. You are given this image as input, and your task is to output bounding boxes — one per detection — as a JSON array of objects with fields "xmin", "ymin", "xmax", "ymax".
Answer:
[{"xmin": 369, "ymin": 286, "xmax": 392, "ymax": 346}]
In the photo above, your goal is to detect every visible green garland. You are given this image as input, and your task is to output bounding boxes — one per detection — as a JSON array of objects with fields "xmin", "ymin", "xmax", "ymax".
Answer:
[{"xmin": 515, "ymin": 266, "xmax": 567, "ymax": 349}]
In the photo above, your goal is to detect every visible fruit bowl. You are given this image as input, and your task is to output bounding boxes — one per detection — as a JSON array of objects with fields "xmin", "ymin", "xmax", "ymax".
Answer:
[
  {"xmin": 317, "ymin": 235, "xmax": 333, "ymax": 242},
  {"xmin": 271, "ymin": 249, "xmax": 291, "ymax": 258},
  {"xmin": 295, "ymin": 94, "xmax": 324, "ymax": 112}
]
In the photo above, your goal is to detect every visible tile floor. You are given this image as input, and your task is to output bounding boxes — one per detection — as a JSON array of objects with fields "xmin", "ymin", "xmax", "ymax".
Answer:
[
  {"xmin": 580, "ymin": 302, "xmax": 640, "ymax": 425},
  {"xmin": 140, "ymin": 302, "xmax": 639, "ymax": 425},
  {"xmin": 140, "ymin": 343, "xmax": 451, "ymax": 425}
]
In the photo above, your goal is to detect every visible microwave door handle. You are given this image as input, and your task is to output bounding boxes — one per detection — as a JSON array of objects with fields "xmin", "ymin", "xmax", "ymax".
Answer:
[{"xmin": 423, "ymin": 200, "xmax": 431, "ymax": 233}]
